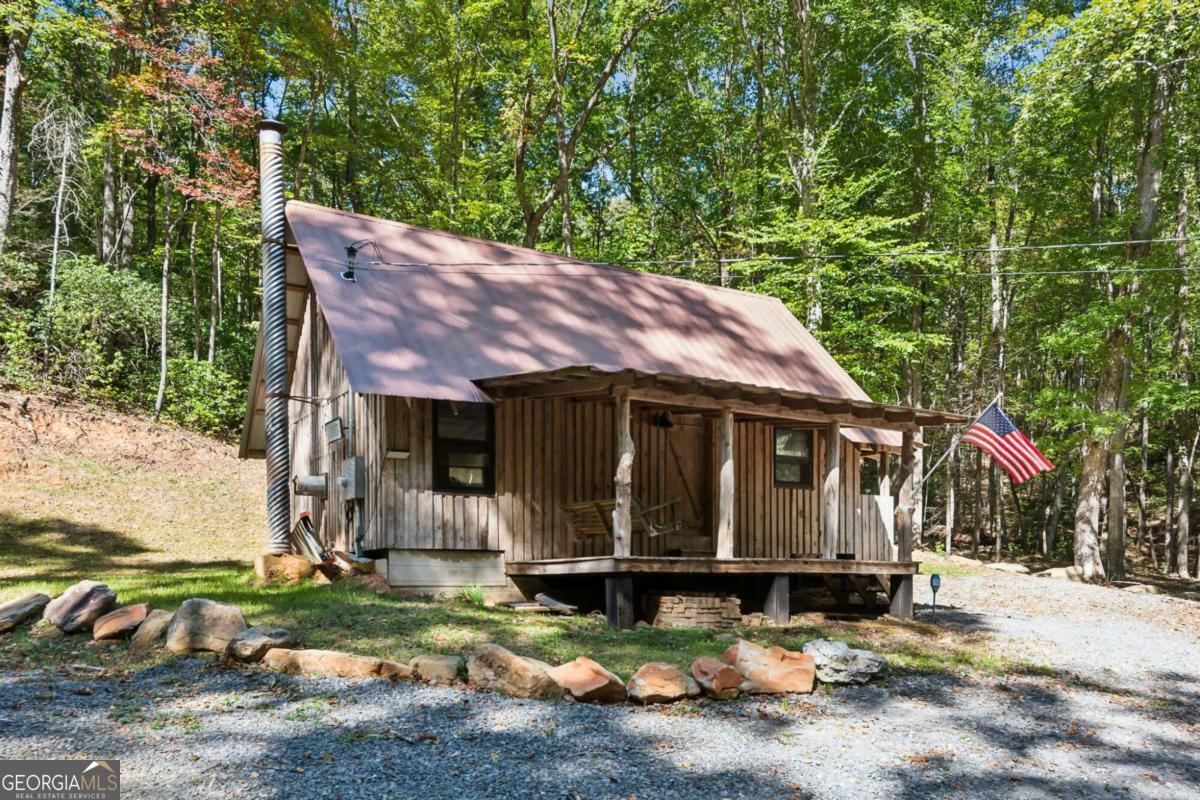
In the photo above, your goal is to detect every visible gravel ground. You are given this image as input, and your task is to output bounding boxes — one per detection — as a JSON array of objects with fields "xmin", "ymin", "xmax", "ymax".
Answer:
[{"xmin": 3, "ymin": 570, "xmax": 1198, "ymax": 800}]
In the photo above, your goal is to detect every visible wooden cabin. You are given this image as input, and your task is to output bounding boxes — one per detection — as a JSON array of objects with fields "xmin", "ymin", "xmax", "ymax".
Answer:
[{"xmin": 239, "ymin": 201, "xmax": 963, "ymax": 625}]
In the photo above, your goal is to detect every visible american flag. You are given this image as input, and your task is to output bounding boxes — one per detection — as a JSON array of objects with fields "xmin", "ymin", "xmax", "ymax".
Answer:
[{"xmin": 961, "ymin": 401, "xmax": 1053, "ymax": 484}]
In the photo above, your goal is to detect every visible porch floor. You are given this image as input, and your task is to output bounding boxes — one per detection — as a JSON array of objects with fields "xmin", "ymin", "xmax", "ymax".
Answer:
[{"xmin": 505, "ymin": 556, "xmax": 919, "ymax": 577}]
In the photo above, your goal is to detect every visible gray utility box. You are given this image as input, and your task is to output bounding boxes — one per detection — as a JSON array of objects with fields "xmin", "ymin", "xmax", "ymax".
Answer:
[{"xmin": 339, "ymin": 456, "xmax": 366, "ymax": 501}]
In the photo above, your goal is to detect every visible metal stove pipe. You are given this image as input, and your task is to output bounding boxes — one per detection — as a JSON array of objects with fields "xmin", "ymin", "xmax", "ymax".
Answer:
[{"xmin": 258, "ymin": 119, "xmax": 291, "ymax": 554}]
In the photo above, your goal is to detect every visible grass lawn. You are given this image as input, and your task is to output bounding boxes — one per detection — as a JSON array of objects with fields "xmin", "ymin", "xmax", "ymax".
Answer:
[
  {"xmin": 0, "ymin": 392, "xmax": 1044, "ymax": 683},
  {"xmin": 1, "ymin": 558, "xmax": 1037, "ymax": 681}
]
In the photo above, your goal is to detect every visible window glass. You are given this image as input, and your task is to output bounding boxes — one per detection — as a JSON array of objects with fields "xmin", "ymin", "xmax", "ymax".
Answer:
[
  {"xmin": 860, "ymin": 454, "xmax": 881, "ymax": 495},
  {"xmin": 434, "ymin": 401, "xmax": 494, "ymax": 493},
  {"xmin": 774, "ymin": 427, "xmax": 813, "ymax": 488}
]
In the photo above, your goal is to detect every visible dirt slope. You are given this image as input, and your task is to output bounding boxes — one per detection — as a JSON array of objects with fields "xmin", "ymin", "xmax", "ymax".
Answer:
[{"xmin": 0, "ymin": 391, "xmax": 263, "ymax": 585}]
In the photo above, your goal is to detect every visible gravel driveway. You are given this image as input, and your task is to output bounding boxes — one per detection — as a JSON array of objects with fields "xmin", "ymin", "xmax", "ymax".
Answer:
[{"xmin": 4, "ymin": 569, "xmax": 1198, "ymax": 800}]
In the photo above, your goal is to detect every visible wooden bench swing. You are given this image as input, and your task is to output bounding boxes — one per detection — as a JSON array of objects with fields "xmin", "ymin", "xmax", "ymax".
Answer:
[{"xmin": 562, "ymin": 497, "xmax": 687, "ymax": 541}]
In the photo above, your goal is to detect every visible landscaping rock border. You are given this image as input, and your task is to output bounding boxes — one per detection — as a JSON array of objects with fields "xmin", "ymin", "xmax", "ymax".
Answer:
[{"xmin": 6, "ymin": 576, "xmax": 889, "ymax": 709}]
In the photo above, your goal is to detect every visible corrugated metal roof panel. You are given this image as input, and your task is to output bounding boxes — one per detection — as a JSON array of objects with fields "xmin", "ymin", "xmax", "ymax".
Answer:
[{"xmin": 286, "ymin": 201, "xmax": 878, "ymax": 405}]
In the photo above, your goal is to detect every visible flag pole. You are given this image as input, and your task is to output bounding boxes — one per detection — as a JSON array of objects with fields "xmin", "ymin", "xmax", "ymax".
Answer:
[{"xmin": 913, "ymin": 393, "xmax": 1001, "ymax": 493}]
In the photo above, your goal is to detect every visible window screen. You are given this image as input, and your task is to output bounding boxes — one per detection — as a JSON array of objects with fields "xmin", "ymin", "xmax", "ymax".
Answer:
[{"xmin": 433, "ymin": 401, "xmax": 494, "ymax": 493}]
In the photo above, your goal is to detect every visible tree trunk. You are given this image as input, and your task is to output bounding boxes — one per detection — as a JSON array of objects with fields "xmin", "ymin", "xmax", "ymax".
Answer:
[
  {"xmin": 1136, "ymin": 411, "xmax": 1149, "ymax": 551},
  {"xmin": 1073, "ymin": 431, "xmax": 1109, "ymax": 581},
  {"xmin": 207, "ymin": 207, "xmax": 221, "ymax": 362},
  {"xmin": 1170, "ymin": 158, "xmax": 1192, "ymax": 577},
  {"xmin": 945, "ymin": 446, "xmax": 956, "ymax": 555},
  {"xmin": 1074, "ymin": 58, "xmax": 1173, "ymax": 582},
  {"xmin": 1165, "ymin": 442, "xmax": 1176, "ymax": 572},
  {"xmin": 546, "ymin": 0, "xmax": 572, "ymax": 255},
  {"xmin": 48, "ymin": 137, "xmax": 69, "ymax": 303},
  {"xmin": 0, "ymin": 20, "xmax": 28, "ymax": 253},
  {"xmin": 100, "ymin": 142, "xmax": 119, "ymax": 262},
  {"xmin": 1176, "ymin": 435, "xmax": 1195, "ymax": 580},
  {"xmin": 144, "ymin": 172, "xmax": 160, "ymax": 253},
  {"xmin": 153, "ymin": 190, "xmax": 175, "ymax": 420},
  {"xmin": 1106, "ymin": 363, "xmax": 1130, "ymax": 580},
  {"xmin": 972, "ymin": 447, "xmax": 982, "ymax": 557},
  {"xmin": 188, "ymin": 213, "xmax": 201, "ymax": 360},
  {"xmin": 1043, "ymin": 471, "xmax": 1065, "ymax": 557},
  {"xmin": 994, "ymin": 464, "xmax": 1006, "ymax": 561}
]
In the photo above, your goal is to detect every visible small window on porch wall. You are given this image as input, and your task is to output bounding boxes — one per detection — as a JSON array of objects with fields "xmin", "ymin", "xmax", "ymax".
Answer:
[
  {"xmin": 860, "ymin": 454, "xmax": 882, "ymax": 495},
  {"xmin": 773, "ymin": 427, "xmax": 814, "ymax": 489},
  {"xmin": 433, "ymin": 401, "xmax": 494, "ymax": 494}
]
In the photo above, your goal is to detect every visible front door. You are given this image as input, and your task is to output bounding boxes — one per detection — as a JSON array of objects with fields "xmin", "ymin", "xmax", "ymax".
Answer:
[{"xmin": 662, "ymin": 414, "xmax": 712, "ymax": 554}]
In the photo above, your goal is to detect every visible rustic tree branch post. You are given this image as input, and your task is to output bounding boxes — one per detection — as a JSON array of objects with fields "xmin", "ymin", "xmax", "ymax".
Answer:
[
  {"xmin": 822, "ymin": 420, "xmax": 841, "ymax": 558},
  {"xmin": 715, "ymin": 406, "xmax": 735, "ymax": 559},
  {"xmin": 612, "ymin": 389, "xmax": 634, "ymax": 558},
  {"xmin": 891, "ymin": 430, "xmax": 915, "ymax": 619}
]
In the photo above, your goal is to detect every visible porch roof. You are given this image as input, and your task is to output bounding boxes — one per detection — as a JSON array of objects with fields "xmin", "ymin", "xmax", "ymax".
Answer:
[{"xmin": 474, "ymin": 365, "xmax": 965, "ymax": 434}]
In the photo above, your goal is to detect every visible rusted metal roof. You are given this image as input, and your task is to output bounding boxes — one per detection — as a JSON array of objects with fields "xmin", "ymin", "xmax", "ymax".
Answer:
[
  {"xmin": 240, "ymin": 202, "xmax": 963, "ymax": 455},
  {"xmin": 290, "ymin": 202, "xmax": 881, "ymax": 397}
]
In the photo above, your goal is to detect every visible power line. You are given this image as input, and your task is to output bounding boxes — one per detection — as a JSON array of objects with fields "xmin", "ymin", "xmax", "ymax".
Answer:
[
  {"xmin": 304, "ymin": 235, "xmax": 1195, "ymax": 283},
  {"xmin": 327, "ymin": 235, "xmax": 1192, "ymax": 269}
]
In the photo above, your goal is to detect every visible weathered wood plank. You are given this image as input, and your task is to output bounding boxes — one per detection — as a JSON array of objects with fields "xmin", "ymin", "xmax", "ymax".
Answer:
[{"xmin": 505, "ymin": 556, "xmax": 921, "ymax": 576}]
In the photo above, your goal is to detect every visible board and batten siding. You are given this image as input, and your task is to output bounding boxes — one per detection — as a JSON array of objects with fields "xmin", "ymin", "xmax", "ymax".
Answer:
[
  {"xmin": 732, "ymin": 421, "xmax": 895, "ymax": 561},
  {"xmin": 288, "ymin": 303, "xmax": 895, "ymax": 562},
  {"xmin": 287, "ymin": 295, "xmax": 389, "ymax": 553}
]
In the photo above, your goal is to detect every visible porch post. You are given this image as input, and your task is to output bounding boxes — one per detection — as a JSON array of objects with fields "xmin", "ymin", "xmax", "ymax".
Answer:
[
  {"xmin": 764, "ymin": 574, "xmax": 790, "ymax": 624},
  {"xmin": 821, "ymin": 420, "xmax": 841, "ymax": 559},
  {"xmin": 890, "ymin": 429, "xmax": 915, "ymax": 619},
  {"xmin": 715, "ymin": 406, "xmax": 735, "ymax": 559},
  {"xmin": 613, "ymin": 389, "xmax": 633, "ymax": 558},
  {"xmin": 605, "ymin": 576, "xmax": 635, "ymax": 629}
]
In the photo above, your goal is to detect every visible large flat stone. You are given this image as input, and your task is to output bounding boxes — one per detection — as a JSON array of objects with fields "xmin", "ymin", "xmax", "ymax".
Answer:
[
  {"xmin": 547, "ymin": 656, "xmax": 626, "ymax": 703},
  {"xmin": 224, "ymin": 626, "xmax": 294, "ymax": 663},
  {"xmin": 722, "ymin": 639, "xmax": 815, "ymax": 694},
  {"xmin": 802, "ymin": 638, "xmax": 885, "ymax": 685},
  {"xmin": 43, "ymin": 581, "xmax": 117, "ymax": 634},
  {"xmin": 467, "ymin": 644, "xmax": 564, "ymax": 699},
  {"xmin": 93, "ymin": 603, "xmax": 151, "ymax": 640},
  {"xmin": 165, "ymin": 598, "xmax": 247, "ymax": 654},
  {"xmin": 262, "ymin": 648, "xmax": 385, "ymax": 679},
  {"xmin": 691, "ymin": 656, "xmax": 743, "ymax": 699},
  {"xmin": 627, "ymin": 662, "xmax": 689, "ymax": 704},
  {"xmin": 412, "ymin": 654, "xmax": 465, "ymax": 684},
  {"xmin": 0, "ymin": 592, "xmax": 50, "ymax": 634},
  {"xmin": 129, "ymin": 609, "xmax": 174, "ymax": 658}
]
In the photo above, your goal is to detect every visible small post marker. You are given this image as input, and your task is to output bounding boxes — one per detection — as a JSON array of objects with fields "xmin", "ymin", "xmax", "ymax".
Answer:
[{"xmin": 930, "ymin": 573, "xmax": 941, "ymax": 619}]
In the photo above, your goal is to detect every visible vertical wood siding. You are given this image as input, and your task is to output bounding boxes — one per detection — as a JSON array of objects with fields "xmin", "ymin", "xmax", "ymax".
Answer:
[{"xmin": 288, "ymin": 309, "xmax": 896, "ymax": 562}]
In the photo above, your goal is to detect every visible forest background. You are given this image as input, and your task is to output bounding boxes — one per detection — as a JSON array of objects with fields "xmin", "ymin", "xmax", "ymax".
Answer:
[{"xmin": 0, "ymin": 0, "xmax": 1196, "ymax": 580}]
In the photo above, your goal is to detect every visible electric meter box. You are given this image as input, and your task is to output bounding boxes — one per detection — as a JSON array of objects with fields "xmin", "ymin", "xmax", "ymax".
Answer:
[{"xmin": 339, "ymin": 456, "xmax": 366, "ymax": 501}]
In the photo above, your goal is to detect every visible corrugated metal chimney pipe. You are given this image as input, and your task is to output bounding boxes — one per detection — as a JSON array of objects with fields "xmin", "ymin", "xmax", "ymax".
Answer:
[{"xmin": 258, "ymin": 119, "xmax": 291, "ymax": 555}]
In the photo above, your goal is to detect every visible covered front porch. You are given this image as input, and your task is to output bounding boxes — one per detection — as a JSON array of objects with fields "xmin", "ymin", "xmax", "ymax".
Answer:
[{"xmin": 478, "ymin": 366, "xmax": 964, "ymax": 627}]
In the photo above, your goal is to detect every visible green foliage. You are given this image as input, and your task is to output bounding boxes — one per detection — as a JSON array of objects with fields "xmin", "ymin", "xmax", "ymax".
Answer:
[
  {"xmin": 457, "ymin": 584, "xmax": 486, "ymax": 607},
  {"xmin": 2, "ymin": 0, "xmax": 1197, "ymax": 563},
  {"xmin": 40, "ymin": 257, "xmax": 158, "ymax": 396},
  {"xmin": 160, "ymin": 357, "xmax": 245, "ymax": 436}
]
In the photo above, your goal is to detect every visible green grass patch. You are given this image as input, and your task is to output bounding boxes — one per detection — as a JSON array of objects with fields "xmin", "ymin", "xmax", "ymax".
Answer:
[{"xmin": 1, "ymin": 563, "xmax": 1042, "ymax": 681}]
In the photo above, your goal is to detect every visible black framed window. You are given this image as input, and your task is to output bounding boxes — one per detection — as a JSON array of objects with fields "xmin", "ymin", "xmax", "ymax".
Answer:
[
  {"xmin": 773, "ymin": 427, "xmax": 814, "ymax": 489},
  {"xmin": 433, "ymin": 401, "xmax": 494, "ymax": 494},
  {"xmin": 860, "ymin": 454, "xmax": 881, "ymax": 495}
]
